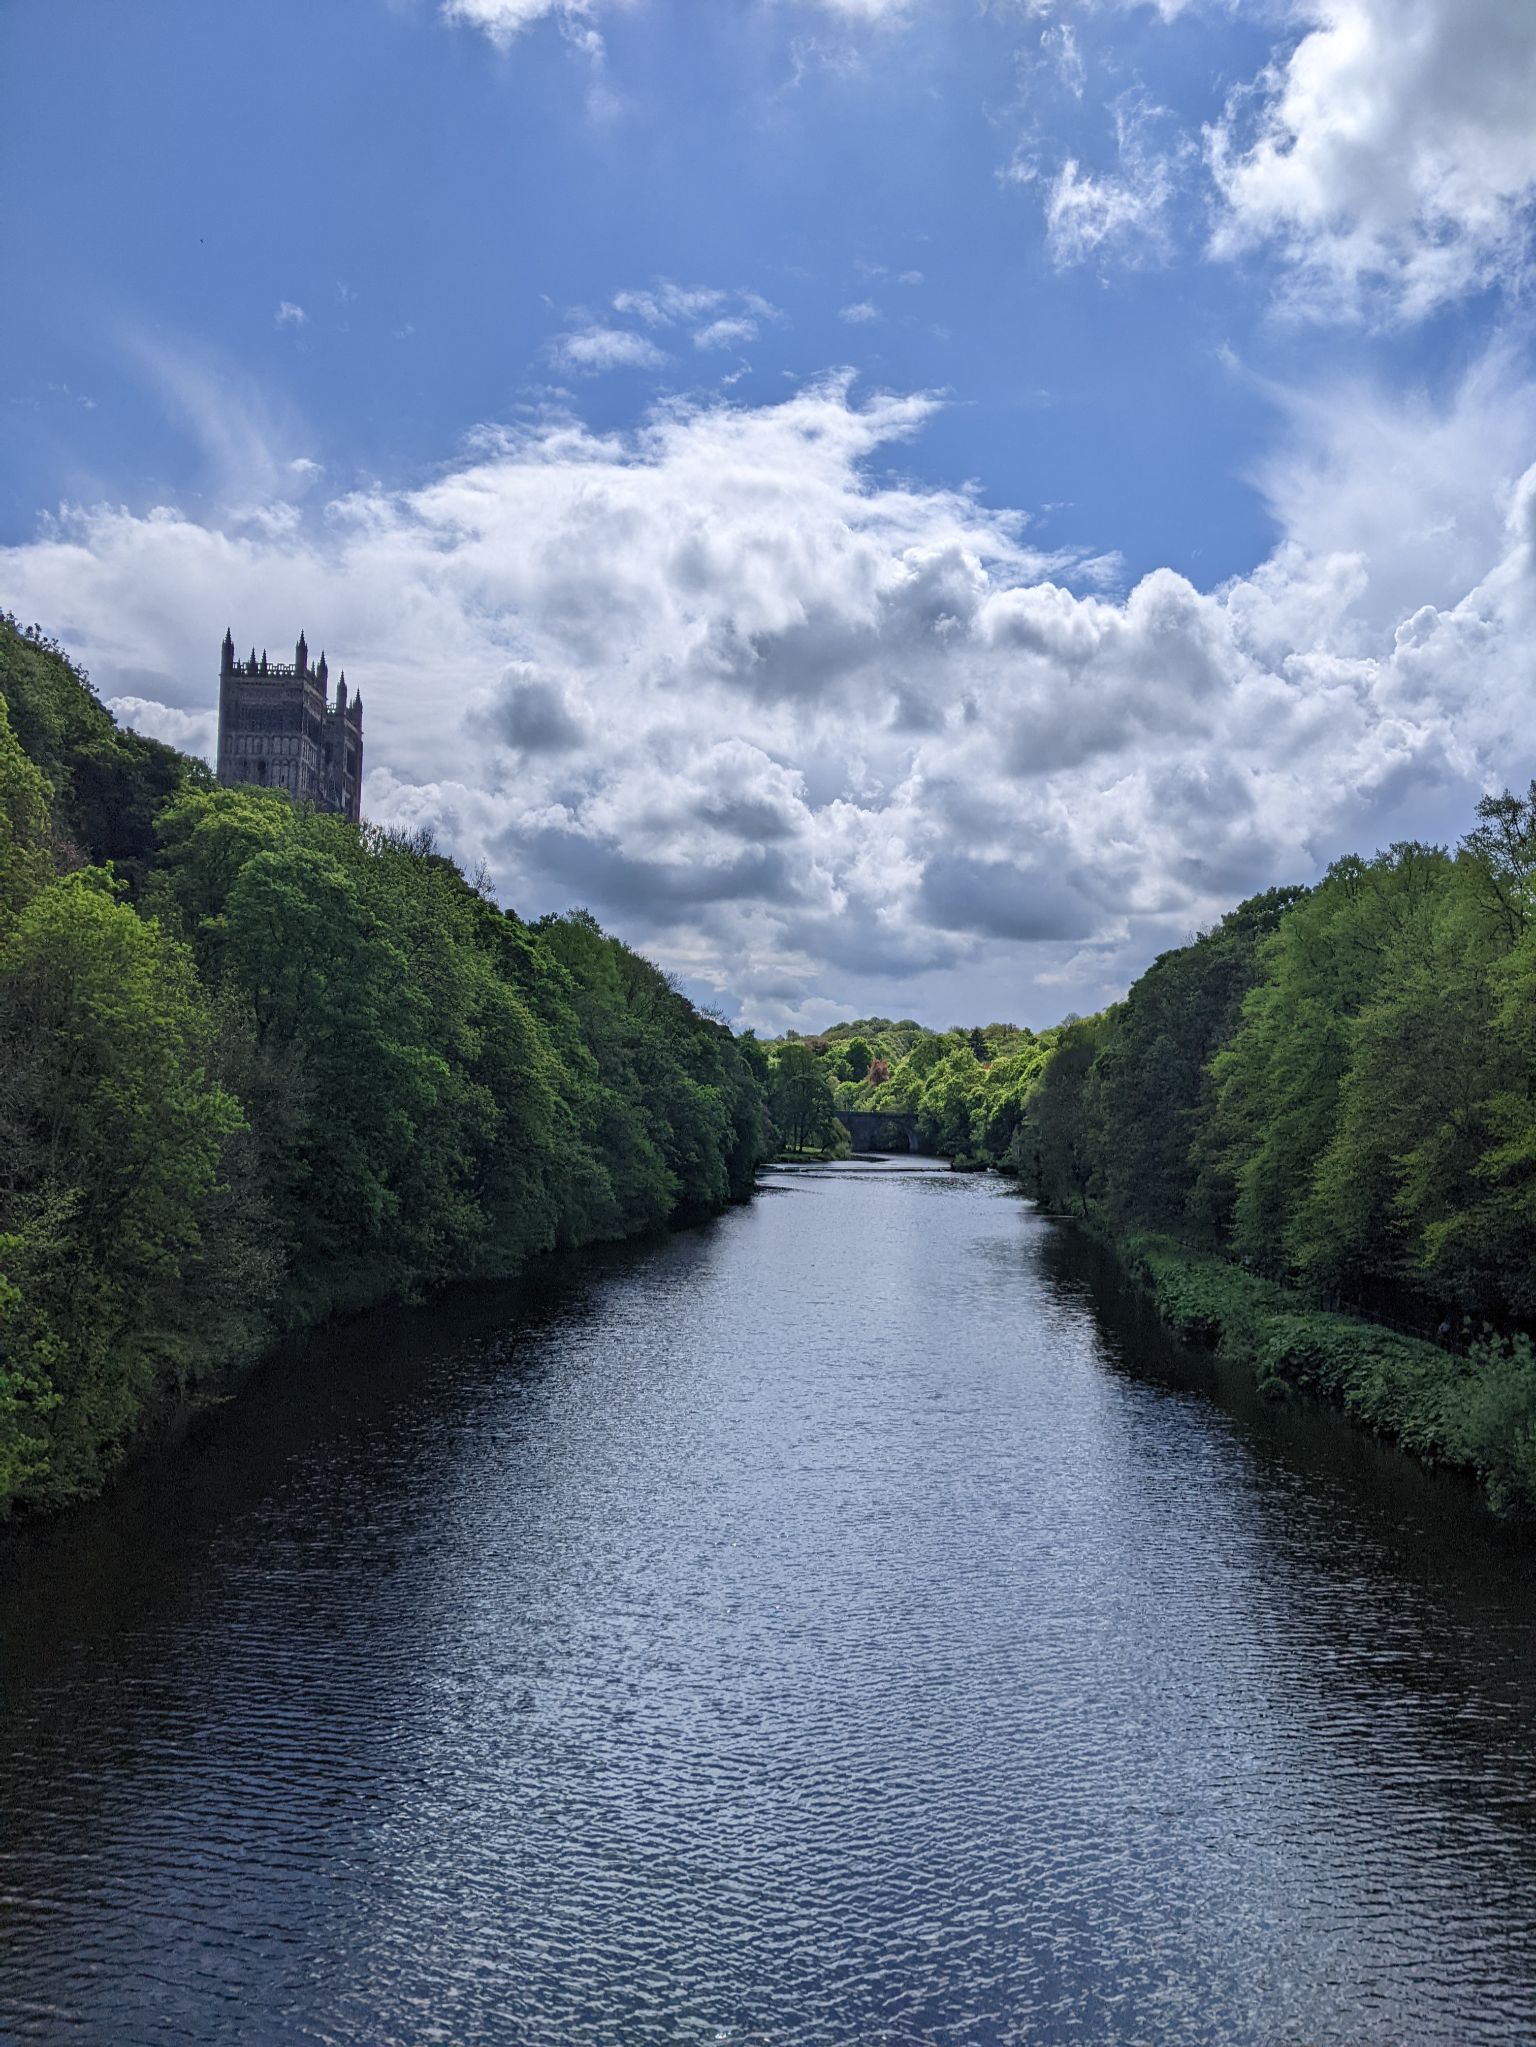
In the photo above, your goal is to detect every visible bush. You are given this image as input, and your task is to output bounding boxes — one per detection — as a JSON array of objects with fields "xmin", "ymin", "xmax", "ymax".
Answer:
[
  {"xmin": 1116, "ymin": 1232, "xmax": 1534, "ymax": 1513},
  {"xmin": 1442, "ymin": 1334, "xmax": 1536, "ymax": 1514}
]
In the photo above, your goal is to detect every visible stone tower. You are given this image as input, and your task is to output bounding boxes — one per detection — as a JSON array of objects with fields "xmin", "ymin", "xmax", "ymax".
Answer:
[{"xmin": 215, "ymin": 629, "xmax": 364, "ymax": 822}]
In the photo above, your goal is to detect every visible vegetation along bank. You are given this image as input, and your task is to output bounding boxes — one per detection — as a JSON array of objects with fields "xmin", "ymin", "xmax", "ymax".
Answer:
[
  {"xmin": 4, "ymin": 612, "xmax": 1534, "ymax": 1516},
  {"xmin": 0, "ymin": 618, "xmax": 776, "ymax": 1516}
]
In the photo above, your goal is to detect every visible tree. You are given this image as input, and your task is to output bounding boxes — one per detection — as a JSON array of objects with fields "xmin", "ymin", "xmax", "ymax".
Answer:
[
  {"xmin": 842, "ymin": 1036, "xmax": 873, "ymax": 1082},
  {"xmin": 0, "ymin": 696, "xmax": 51, "ymax": 918},
  {"xmin": 771, "ymin": 1041, "xmax": 837, "ymax": 1152},
  {"xmin": 1462, "ymin": 780, "xmax": 1536, "ymax": 943},
  {"xmin": 1015, "ymin": 1017, "xmax": 1107, "ymax": 1214},
  {"xmin": 0, "ymin": 872, "xmax": 249, "ymax": 1502}
]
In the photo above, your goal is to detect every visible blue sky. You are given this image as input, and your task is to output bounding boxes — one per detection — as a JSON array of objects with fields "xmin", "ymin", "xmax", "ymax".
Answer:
[{"xmin": 5, "ymin": 0, "xmax": 1536, "ymax": 1028}]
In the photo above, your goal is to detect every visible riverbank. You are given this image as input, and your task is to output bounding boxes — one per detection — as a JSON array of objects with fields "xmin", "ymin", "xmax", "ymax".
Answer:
[{"xmin": 1071, "ymin": 1217, "xmax": 1536, "ymax": 1515}]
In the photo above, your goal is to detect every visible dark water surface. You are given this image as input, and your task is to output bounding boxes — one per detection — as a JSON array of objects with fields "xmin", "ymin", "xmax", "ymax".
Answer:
[{"xmin": 3, "ymin": 1161, "xmax": 1535, "ymax": 2045}]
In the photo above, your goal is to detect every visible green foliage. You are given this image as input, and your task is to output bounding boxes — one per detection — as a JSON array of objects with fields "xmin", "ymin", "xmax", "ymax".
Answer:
[
  {"xmin": 842, "ymin": 1036, "xmax": 873, "ymax": 1082},
  {"xmin": 768, "ymin": 1013, "xmax": 1055, "ymax": 1163},
  {"xmin": 0, "ymin": 872, "xmax": 251, "ymax": 1503},
  {"xmin": 0, "ymin": 624, "xmax": 770, "ymax": 1516},
  {"xmin": 1118, "ymin": 1235, "xmax": 1536, "ymax": 1506},
  {"xmin": 0, "ymin": 615, "xmax": 205, "ymax": 886},
  {"xmin": 0, "ymin": 696, "xmax": 53, "ymax": 917},
  {"xmin": 1019, "ymin": 801, "xmax": 1536, "ymax": 1513},
  {"xmin": 770, "ymin": 1040, "xmax": 839, "ymax": 1152},
  {"xmin": 1121, "ymin": 1233, "xmax": 1290, "ymax": 1347},
  {"xmin": 1441, "ymin": 1333, "xmax": 1536, "ymax": 1515}
]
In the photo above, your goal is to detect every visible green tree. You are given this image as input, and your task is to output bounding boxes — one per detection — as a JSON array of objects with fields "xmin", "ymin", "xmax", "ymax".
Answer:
[
  {"xmin": 0, "ymin": 873, "xmax": 249, "ymax": 1502},
  {"xmin": 1016, "ymin": 1016, "xmax": 1107, "ymax": 1214},
  {"xmin": 842, "ymin": 1036, "xmax": 873, "ymax": 1082},
  {"xmin": 771, "ymin": 1041, "xmax": 838, "ymax": 1152},
  {"xmin": 0, "ymin": 696, "xmax": 52, "ymax": 918}
]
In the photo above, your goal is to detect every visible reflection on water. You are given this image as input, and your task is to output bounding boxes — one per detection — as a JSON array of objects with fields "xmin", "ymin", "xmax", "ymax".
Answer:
[{"xmin": 2, "ymin": 1162, "xmax": 1534, "ymax": 2044}]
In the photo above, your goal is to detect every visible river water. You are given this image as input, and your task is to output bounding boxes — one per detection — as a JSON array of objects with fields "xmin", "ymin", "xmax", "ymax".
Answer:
[{"xmin": 2, "ymin": 1160, "xmax": 1535, "ymax": 2045}]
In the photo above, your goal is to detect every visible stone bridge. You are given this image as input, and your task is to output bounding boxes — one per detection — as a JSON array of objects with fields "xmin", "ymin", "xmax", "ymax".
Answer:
[{"xmin": 836, "ymin": 1107, "xmax": 924, "ymax": 1153}]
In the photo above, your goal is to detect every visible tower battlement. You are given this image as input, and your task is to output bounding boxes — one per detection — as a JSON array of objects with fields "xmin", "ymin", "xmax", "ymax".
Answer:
[{"xmin": 215, "ymin": 627, "xmax": 364, "ymax": 821}]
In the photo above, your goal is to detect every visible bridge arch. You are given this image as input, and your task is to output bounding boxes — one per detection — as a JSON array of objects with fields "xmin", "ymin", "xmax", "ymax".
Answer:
[{"xmin": 837, "ymin": 1108, "xmax": 923, "ymax": 1154}]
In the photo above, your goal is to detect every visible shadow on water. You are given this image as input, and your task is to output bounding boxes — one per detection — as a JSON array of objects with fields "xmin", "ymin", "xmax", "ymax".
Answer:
[
  {"xmin": 0, "ymin": 1226, "xmax": 710, "ymax": 1686},
  {"xmin": 1035, "ymin": 1205, "xmax": 1536, "ymax": 1613}
]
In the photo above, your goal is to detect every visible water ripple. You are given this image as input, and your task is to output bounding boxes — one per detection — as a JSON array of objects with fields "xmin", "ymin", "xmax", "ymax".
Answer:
[{"xmin": 2, "ymin": 1167, "xmax": 1535, "ymax": 2044}]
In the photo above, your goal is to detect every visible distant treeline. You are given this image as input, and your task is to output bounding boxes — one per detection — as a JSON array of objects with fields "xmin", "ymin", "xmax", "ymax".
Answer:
[
  {"xmin": 0, "ymin": 618, "xmax": 769, "ymax": 1515},
  {"xmin": 764, "ymin": 1017, "xmax": 1060, "ymax": 1166},
  {"xmin": 781, "ymin": 812, "xmax": 1536, "ymax": 1510}
]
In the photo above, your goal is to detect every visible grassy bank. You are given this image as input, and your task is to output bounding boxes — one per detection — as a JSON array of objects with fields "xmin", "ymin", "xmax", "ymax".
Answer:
[{"xmin": 1106, "ymin": 1228, "xmax": 1536, "ymax": 1514}]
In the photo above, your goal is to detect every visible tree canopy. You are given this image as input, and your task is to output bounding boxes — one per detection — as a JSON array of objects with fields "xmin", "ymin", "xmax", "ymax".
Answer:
[{"xmin": 0, "ymin": 617, "xmax": 770, "ymax": 1514}]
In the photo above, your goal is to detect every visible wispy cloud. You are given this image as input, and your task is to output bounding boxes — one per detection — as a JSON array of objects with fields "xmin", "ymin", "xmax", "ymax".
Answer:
[
  {"xmin": 440, "ymin": 0, "xmax": 600, "ymax": 51},
  {"xmin": 614, "ymin": 282, "xmax": 727, "ymax": 325},
  {"xmin": 1015, "ymin": 96, "xmax": 1187, "ymax": 269},
  {"xmin": 694, "ymin": 317, "xmax": 759, "ymax": 351},
  {"xmin": 552, "ymin": 324, "xmax": 670, "ymax": 373},
  {"xmin": 275, "ymin": 302, "xmax": 308, "ymax": 327}
]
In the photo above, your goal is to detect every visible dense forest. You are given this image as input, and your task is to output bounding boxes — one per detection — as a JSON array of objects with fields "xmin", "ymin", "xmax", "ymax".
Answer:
[
  {"xmin": 788, "ymin": 820, "xmax": 1536, "ymax": 1511},
  {"xmin": 0, "ymin": 618, "xmax": 771, "ymax": 1516}
]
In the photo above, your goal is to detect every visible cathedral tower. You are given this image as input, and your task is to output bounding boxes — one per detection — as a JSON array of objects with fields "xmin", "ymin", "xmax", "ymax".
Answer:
[{"xmin": 215, "ymin": 629, "xmax": 364, "ymax": 821}]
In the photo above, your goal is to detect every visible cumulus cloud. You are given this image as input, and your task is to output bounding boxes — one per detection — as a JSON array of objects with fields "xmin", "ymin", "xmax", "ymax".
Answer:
[
  {"xmin": 1208, "ymin": 0, "xmax": 1536, "ymax": 318},
  {"xmin": 274, "ymin": 302, "xmax": 307, "ymax": 327},
  {"xmin": 483, "ymin": 665, "xmax": 588, "ymax": 751},
  {"xmin": 838, "ymin": 301, "xmax": 881, "ymax": 324},
  {"xmin": 106, "ymin": 697, "xmax": 219, "ymax": 759},
  {"xmin": 613, "ymin": 281, "xmax": 778, "ymax": 335},
  {"xmin": 5, "ymin": 367, "xmax": 1535, "ymax": 1029},
  {"xmin": 613, "ymin": 282, "xmax": 725, "ymax": 326},
  {"xmin": 594, "ymin": 281, "xmax": 778, "ymax": 359}
]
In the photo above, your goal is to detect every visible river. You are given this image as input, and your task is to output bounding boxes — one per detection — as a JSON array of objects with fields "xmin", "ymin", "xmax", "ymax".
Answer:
[{"xmin": 2, "ymin": 1159, "xmax": 1534, "ymax": 2045}]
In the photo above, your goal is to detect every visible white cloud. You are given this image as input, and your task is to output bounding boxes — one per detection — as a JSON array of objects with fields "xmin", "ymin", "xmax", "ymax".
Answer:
[
  {"xmin": 106, "ymin": 697, "xmax": 219, "ymax": 760},
  {"xmin": 613, "ymin": 281, "xmax": 778, "ymax": 335},
  {"xmin": 1208, "ymin": 0, "xmax": 1536, "ymax": 318},
  {"xmin": 774, "ymin": 0, "xmax": 914, "ymax": 20},
  {"xmin": 6, "ymin": 366, "xmax": 1534, "ymax": 1029},
  {"xmin": 809, "ymin": 0, "xmax": 912, "ymax": 16},
  {"xmin": 1042, "ymin": 20, "xmax": 1085, "ymax": 98},
  {"xmin": 440, "ymin": 0, "xmax": 598, "ymax": 49},
  {"xmin": 838, "ymin": 300, "xmax": 881, "ymax": 323},
  {"xmin": 604, "ymin": 282, "xmax": 779, "ymax": 360},
  {"xmin": 1044, "ymin": 157, "xmax": 1171, "ymax": 264},
  {"xmin": 275, "ymin": 302, "xmax": 307, "ymax": 327},
  {"xmin": 614, "ymin": 282, "xmax": 727, "ymax": 326},
  {"xmin": 552, "ymin": 325, "xmax": 669, "ymax": 372},
  {"xmin": 1032, "ymin": 95, "xmax": 1185, "ymax": 267},
  {"xmin": 694, "ymin": 317, "xmax": 760, "ymax": 351},
  {"xmin": 442, "ymin": 0, "xmax": 912, "ymax": 51}
]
